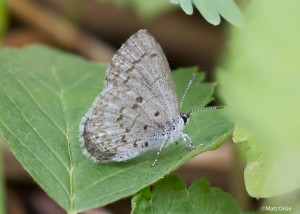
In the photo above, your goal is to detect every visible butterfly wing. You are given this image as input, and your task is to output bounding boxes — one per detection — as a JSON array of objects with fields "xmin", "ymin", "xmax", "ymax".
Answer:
[
  {"xmin": 81, "ymin": 29, "xmax": 180, "ymax": 162},
  {"xmin": 105, "ymin": 29, "xmax": 179, "ymax": 118}
]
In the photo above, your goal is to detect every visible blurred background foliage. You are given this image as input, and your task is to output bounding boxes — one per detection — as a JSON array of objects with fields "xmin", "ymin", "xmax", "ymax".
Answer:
[
  {"xmin": 0, "ymin": 0, "xmax": 299, "ymax": 213},
  {"xmin": 171, "ymin": 0, "xmax": 244, "ymax": 26},
  {"xmin": 0, "ymin": 0, "xmax": 7, "ymax": 42},
  {"xmin": 218, "ymin": 0, "xmax": 300, "ymax": 200},
  {"xmin": 97, "ymin": 0, "xmax": 244, "ymax": 26},
  {"xmin": 97, "ymin": 0, "xmax": 173, "ymax": 18}
]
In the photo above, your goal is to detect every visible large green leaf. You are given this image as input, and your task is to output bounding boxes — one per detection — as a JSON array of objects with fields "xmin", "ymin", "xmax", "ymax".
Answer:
[
  {"xmin": 0, "ymin": 144, "xmax": 4, "ymax": 214},
  {"xmin": 0, "ymin": 46, "xmax": 232, "ymax": 213},
  {"xmin": 131, "ymin": 175, "xmax": 243, "ymax": 214},
  {"xmin": 218, "ymin": 0, "xmax": 300, "ymax": 197},
  {"xmin": 171, "ymin": 0, "xmax": 244, "ymax": 27}
]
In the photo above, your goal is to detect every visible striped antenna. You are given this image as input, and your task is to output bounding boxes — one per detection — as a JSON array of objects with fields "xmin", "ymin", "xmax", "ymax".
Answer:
[
  {"xmin": 188, "ymin": 106, "xmax": 226, "ymax": 115},
  {"xmin": 180, "ymin": 74, "xmax": 195, "ymax": 109}
]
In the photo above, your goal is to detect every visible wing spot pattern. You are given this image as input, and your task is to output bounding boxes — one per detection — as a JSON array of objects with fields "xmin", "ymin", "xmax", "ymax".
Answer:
[{"xmin": 135, "ymin": 96, "xmax": 143, "ymax": 103}]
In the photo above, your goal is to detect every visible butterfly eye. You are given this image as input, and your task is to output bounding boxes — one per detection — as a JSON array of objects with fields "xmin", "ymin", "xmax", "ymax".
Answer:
[{"xmin": 181, "ymin": 115, "xmax": 188, "ymax": 124}]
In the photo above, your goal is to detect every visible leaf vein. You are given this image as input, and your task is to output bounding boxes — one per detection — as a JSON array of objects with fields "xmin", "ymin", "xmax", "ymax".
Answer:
[
  {"xmin": 75, "ymin": 161, "xmax": 146, "ymax": 198},
  {"xmin": 2, "ymin": 88, "xmax": 70, "ymax": 171},
  {"xmin": 0, "ymin": 118, "xmax": 69, "ymax": 196},
  {"xmin": 51, "ymin": 68, "xmax": 75, "ymax": 212},
  {"xmin": 64, "ymin": 71, "xmax": 95, "ymax": 92}
]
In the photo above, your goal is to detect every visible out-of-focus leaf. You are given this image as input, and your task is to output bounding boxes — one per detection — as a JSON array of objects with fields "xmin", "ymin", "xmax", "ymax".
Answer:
[
  {"xmin": 193, "ymin": 0, "xmax": 220, "ymax": 25},
  {"xmin": 131, "ymin": 175, "xmax": 244, "ymax": 214},
  {"xmin": 218, "ymin": 0, "xmax": 300, "ymax": 197},
  {"xmin": 233, "ymin": 125, "xmax": 250, "ymax": 144},
  {"xmin": 0, "ymin": 46, "xmax": 233, "ymax": 212},
  {"xmin": 172, "ymin": 0, "xmax": 244, "ymax": 27},
  {"xmin": 179, "ymin": 0, "xmax": 193, "ymax": 15}
]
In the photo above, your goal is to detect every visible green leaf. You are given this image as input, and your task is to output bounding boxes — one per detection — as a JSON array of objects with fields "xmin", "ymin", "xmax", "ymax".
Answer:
[
  {"xmin": 244, "ymin": 138, "xmax": 275, "ymax": 198},
  {"xmin": 131, "ymin": 185, "xmax": 151, "ymax": 214},
  {"xmin": 0, "ymin": 142, "xmax": 5, "ymax": 214},
  {"xmin": 210, "ymin": 0, "xmax": 244, "ymax": 27},
  {"xmin": 218, "ymin": 0, "xmax": 300, "ymax": 197},
  {"xmin": 193, "ymin": 0, "xmax": 221, "ymax": 25},
  {"xmin": 233, "ymin": 125, "xmax": 251, "ymax": 144},
  {"xmin": 0, "ymin": 45, "xmax": 232, "ymax": 212},
  {"xmin": 172, "ymin": 0, "xmax": 244, "ymax": 27},
  {"xmin": 179, "ymin": 0, "xmax": 193, "ymax": 15},
  {"xmin": 131, "ymin": 175, "xmax": 243, "ymax": 214}
]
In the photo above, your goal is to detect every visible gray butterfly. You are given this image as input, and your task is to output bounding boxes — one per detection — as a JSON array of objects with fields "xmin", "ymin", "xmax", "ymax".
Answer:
[{"xmin": 79, "ymin": 29, "xmax": 220, "ymax": 166}]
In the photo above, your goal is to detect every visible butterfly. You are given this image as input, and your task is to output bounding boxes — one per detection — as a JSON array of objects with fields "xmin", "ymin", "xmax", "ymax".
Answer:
[{"xmin": 79, "ymin": 29, "xmax": 221, "ymax": 166}]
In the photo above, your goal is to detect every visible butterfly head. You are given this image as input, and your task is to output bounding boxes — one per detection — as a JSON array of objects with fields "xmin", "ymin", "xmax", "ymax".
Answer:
[
  {"xmin": 179, "ymin": 75, "xmax": 226, "ymax": 127},
  {"xmin": 180, "ymin": 112, "xmax": 191, "ymax": 125}
]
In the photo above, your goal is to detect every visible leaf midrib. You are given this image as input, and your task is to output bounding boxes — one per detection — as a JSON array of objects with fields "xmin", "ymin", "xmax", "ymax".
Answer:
[{"xmin": 51, "ymin": 68, "xmax": 74, "ymax": 212}]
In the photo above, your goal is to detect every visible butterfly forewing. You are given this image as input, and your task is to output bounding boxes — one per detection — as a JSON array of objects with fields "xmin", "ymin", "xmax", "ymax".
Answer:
[{"xmin": 105, "ymin": 30, "xmax": 179, "ymax": 118}]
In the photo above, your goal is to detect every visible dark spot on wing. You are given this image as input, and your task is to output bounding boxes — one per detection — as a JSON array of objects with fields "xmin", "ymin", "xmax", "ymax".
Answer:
[
  {"xmin": 144, "ymin": 142, "xmax": 149, "ymax": 147},
  {"xmin": 143, "ymin": 125, "xmax": 148, "ymax": 130},
  {"xmin": 132, "ymin": 104, "xmax": 138, "ymax": 109},
  {"xmin": 121, "ymin": 135, "xmax": 127, "ymax": 143},
  {"xmin": 127, "ymin": 67, "xmax": 134, "ymax": 73},
  {"xmin": 150, "ymin": 53, "xmax": 157, "ymax": 58},
  {"xmin": 113, "ymin": 72, "xmax": 120, "ymax": 78},
  {"xmin": 123, "ymin": 76, "xmax": 131, "ymax": 83},
  {"xmin": 119, "ymin": 106, "xmax": 125, "ymax": 113},
  {"xmin": 125, "ymin": 128, "xmax": 131, "ymax": 133},
  {"xmin": 116, "ymin": 115, "xmax": 123, "ymax": 121},
  {"xmin": 154, "ymin": 111, "xmax": 160, "ymax": 117},
  {"xmin": 135, "ymin": 96, "xmax": 143, "ymax": 103},
  {"xmin": 133, "ymin": 141, "xmax": 138, "ymax": 147}
]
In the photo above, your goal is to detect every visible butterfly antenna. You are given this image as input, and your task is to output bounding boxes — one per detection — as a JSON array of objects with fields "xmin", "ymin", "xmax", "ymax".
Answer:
[
  {"xmin": 188, "ymin": 106, "xmax": 226, "ymax": 115},
  {"xmin": 180, "ymin": 74, "xmax": 195, "ymax": 109}
]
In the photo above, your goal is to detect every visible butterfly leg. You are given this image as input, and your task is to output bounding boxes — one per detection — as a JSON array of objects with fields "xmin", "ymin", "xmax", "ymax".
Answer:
[
  {"xmin": 151, "ymin": 140, "xmax": 168, "ymax": 167},
  {"xmin": 180, "ymin": 133, "xmax": 195, "ymax": 149}
]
